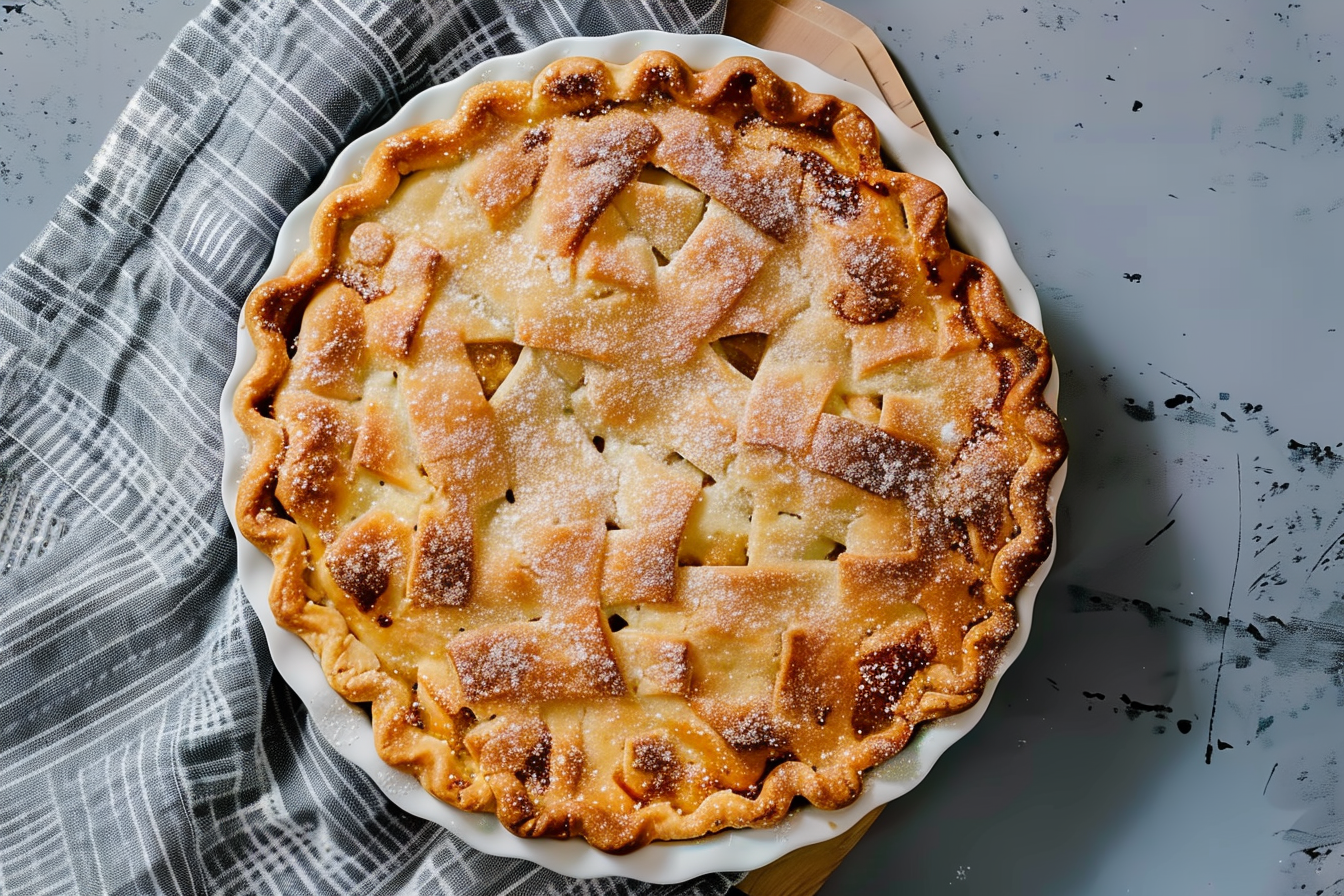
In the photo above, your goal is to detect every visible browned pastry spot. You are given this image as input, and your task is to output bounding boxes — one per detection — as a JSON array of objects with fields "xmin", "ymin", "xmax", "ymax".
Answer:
[
  {"xmin": 408, "ymin": 495, "xmax": 474, "ymax": 608},
  {"xmin": 324, "ymin": 510, "xmax": 410, "ymax": 612}
]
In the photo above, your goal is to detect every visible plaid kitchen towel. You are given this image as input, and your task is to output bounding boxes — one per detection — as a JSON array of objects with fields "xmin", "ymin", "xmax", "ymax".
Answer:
[{"xmin": 0, "ymin": 1, "xmax": 743, "ymax": 893}]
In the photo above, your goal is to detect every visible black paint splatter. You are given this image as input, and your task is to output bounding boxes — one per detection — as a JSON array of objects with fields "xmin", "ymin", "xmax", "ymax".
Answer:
[
  {"xmin": 1120, "ymin": 693, "xmax": 1173, "ymax": 719},
  {"xmin": 1123, "ymin": 272, "xmax": 1143, "ymax": 282},
  {"xmin": 1122, "ymin": 398, "xmax": 1155, "ymax": 421},
  {"xmin": 1173, "ymin": 405, "xmax": 1219, "ymax": 428},
  {"xmin": 1132, "ymin": 100, "xmax": 1144, "ymax": 111},
  {"xmin": 1069, "ymin": 585, "xmax": 1199, "ymax": 630},
  {"xmin": 1288, "ymin": 439, "xmax": 1342, "ymax": 474}
]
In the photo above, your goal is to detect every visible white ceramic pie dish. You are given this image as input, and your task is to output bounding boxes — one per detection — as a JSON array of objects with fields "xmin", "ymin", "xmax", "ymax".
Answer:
[{"xmin": 220, "ymin": 29, "xmax": 1065, "ymax": 884}]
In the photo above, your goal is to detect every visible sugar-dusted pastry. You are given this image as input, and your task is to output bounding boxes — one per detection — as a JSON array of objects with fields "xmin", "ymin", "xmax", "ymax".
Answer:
[{"xmin": 234, "ymin": 50, "xmax": 1066, "ymax": 852}]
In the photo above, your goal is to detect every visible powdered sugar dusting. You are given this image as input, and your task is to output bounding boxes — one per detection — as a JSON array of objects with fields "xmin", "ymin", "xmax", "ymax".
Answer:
[
  {"xmin": 650, "ymin": 106, "xmax": 801, "ymax": 240},
  {"xmin": 250, "ymin": 55, "xmax": 1062, "ymax": 840},
  {"xmin": 936, "ymin": 428, "xmax": 1017, "ymax": 526}
]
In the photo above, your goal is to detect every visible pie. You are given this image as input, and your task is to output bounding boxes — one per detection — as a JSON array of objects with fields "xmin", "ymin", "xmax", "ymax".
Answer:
[{"xmin": 233, "ymin": 50, "xmax": 1067, "ymax": 853}]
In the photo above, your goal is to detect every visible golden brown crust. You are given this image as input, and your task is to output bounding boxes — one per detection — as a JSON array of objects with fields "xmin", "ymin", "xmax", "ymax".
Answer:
[{"xmin": 233, "ymin": 50, "xmax": 1067, "ymax": 853}]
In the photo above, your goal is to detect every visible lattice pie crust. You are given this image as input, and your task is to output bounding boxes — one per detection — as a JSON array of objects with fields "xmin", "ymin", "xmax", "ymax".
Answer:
[{"xmin": 234, "ymin": 51, "xmax": 1067, "ymax": 852}]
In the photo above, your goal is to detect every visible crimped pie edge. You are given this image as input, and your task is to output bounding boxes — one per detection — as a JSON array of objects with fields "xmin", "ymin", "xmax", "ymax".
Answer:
[{"xmin": 223, "ymin": 33, "xmax": 1066, "ymax": 878}]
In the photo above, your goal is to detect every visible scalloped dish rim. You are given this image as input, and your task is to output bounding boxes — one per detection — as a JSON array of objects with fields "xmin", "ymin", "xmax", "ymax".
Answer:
[{"xmin": 218, "ymin": 30, "xmax": 1065, "ymax": 884}]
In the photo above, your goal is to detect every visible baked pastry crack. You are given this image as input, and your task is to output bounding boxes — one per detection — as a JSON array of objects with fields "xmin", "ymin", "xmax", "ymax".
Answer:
[{"xmin": 234, "ymin": 50, "xmax": 1067, "ymax": 852}]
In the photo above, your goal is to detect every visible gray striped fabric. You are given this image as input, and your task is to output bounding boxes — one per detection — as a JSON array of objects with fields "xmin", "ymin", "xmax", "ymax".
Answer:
[{"xmin": 0, "ymin": 1, "xmax": 743, "ymax": 893}]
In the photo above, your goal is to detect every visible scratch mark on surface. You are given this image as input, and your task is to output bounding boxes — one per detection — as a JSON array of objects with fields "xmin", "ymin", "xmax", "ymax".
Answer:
[
  {"xmin": 1307, "ymin": 530, "xmax": 1344, "ymax": 581},
  {"xmin": 1206, "ymin": 453, "xmax": 1242, "ymax": 765},
  {"xmin": 1247, "ymin": 561, "xmax": 1285, "ymax": 595},
  {"xmin": 1145, "ymin": 519, "xmax": 1176, "ymax": 546},
  {"xmin": 1254, "ymin": 535, "xmax": 1279, "ymax": 557},
  {"xmin": 1159, "ymin": 372, "xmax": 1201, "ymax": 398}
]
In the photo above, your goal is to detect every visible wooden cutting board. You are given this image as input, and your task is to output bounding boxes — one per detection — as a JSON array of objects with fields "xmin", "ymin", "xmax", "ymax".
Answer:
[{"xmin": 719, "ymin": 1, "xmax": 930, "ymax": 894}]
